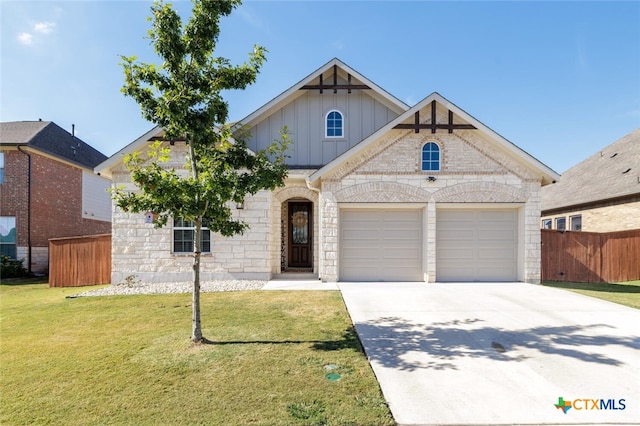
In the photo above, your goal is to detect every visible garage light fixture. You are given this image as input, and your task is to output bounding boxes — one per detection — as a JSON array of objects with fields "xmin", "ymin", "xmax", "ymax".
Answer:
[{"xmin": 427, "ymin": 176, "xmax": 437, "ymax": 182}]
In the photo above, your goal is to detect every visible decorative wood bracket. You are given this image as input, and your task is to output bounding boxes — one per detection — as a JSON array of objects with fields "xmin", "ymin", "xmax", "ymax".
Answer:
[
  {"xmin": 148, "ymin": 136, "xmax": 184, "ymax": 145},
  {"xmin": 393, "ymin": 100, "xmax": 477, "ymax": 134},
  {"xmin": 301, "ymin": 64, "xmax": 370, "ymax": 94}
]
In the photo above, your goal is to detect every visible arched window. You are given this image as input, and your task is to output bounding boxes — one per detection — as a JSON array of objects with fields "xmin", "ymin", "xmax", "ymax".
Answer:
[
  {"xmin": 421, "ymin": 142, "xmax": 440, "ymax": 171},
  {"xmin": 325, "ymin": 110, "xmax": 343, "ymax": 138}
]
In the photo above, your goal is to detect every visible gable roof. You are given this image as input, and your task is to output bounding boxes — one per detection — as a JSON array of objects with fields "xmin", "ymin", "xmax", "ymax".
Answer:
[
  {"xmin": 97, "ymin": 58, "xmax": 409, "ymax": 177},
  {"xmin": 238, "ymin": 57, "xmax": 409, "ymax": 128},
  {"xmin": 308, "ymin": 92, "xmax": 560, "ymax": 186},
  {"xmin": 0, "ymin": 121, "xmax": 107, "ymax": 169},
  {"xmin": 541, "ymin": 128, "xmax": 640, "ymax": 213}
]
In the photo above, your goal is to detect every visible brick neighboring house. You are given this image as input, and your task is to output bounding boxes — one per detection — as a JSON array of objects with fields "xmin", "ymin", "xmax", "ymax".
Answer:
[
  {"xmin": 0, "ymin": 120, "xmax": 112, "ymax": 274},
  {"xmin": 97, "ymin": 58, "xmax": 559, "ymax": 285},
  {"xmin": 541, "ymin": 129, "xmax": 640, "ymax": 233}
]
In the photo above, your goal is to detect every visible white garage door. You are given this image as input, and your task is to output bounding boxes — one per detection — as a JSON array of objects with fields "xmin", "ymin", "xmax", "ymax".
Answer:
[
  {"xmin": 340, "ymin": 209, "xmax": 423, "ymax": 281},
  {"xmin": 437, "ymin": 209, "xmax": 517, "ymax": 282}
]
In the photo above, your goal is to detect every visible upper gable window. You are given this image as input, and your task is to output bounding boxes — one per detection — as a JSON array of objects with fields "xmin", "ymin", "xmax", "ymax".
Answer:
[
  {"xmin": 325, "ymin": 110, "xmax": 344, "ymax": 138},
  {"xmin": 421, "ymin": 142, "xmax": 440, "ymax": 171}
]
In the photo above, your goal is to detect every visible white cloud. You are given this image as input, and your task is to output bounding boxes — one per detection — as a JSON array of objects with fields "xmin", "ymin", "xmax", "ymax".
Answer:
[
  {"xmin": 34, "ymin": 22, "xmax": 56, "ymax": 34},
  {"xmin": 16, "ymin": 21, "xmax": 56, "ymax": 46},
  {"xmin": 17, "ymin": 32, "xmax": 33, "ymax": 45}
]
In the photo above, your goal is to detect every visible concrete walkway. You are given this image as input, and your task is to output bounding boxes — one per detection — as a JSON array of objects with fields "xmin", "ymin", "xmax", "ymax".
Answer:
[
  {"xmin": 262, "ymin": 279, "xmax": 338, "ymax": 290},
  {"xmin": 339, "ymin": 282, "xmax": 640, "ymax": 426}
]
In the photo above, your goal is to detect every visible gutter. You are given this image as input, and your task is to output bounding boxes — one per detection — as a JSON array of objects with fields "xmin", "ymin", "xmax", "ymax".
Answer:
[{"xmin": 16, "ymin": 145, "xmax": 32, "ymax": 274}]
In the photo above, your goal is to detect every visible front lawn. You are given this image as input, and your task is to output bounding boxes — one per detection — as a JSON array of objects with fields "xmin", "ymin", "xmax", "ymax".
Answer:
[
  {"xmin": 542, "ymin": 280, "xmax": 640, "ymax": 309},
  {"xmin": 0, "ymin": 283, "xmax": 394, "ymax": 425}
]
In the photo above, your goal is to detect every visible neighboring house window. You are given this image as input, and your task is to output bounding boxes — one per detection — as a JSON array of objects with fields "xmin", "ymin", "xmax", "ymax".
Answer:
[
  {"xmin": 570, "ymin": 215, "xmax": 582, "ymax": 231},
  {"xmin": 555, "ymin": 217, "xmax": 566, "ymax": 231},
  {"xmin": 173, "ymin": 218, "xmax": 211, "ymax": 253},
  {"xmin": 325, "ymin": 110, "xmax": 344, "ymax": 138},
  {"xmin": 0, "ymin": 216, "xmax": 17, "ymax": 259},
  {"xmin": 542, "ymin": 219, "xmax": 552, "ymax": 229},
  {"xmin": 421, "ymin": 142, "xmax": 441, "ymax": 171},
  {"xmin": 0, "ymin": 152, "xmax": 4, "ymax": 184}
]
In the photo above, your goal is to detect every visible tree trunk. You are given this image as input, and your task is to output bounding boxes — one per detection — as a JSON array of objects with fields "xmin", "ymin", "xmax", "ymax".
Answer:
[
  {"xmin": 189, "ymin": 141, "xmax": 203, "ymax": 344},
  {"xmin": 192, "ymin": 216, "xmax": 203, "ymax": 343}
]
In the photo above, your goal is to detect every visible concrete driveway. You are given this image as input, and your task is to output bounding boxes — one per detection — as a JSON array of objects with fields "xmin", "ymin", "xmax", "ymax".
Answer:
[{"xmin": 339, "ymin": 282, "xmax": 640, "ymax": 425}]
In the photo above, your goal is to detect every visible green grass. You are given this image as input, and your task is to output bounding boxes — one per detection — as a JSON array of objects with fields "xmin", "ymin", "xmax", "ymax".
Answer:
[
  {"xmin": 542, "ymin": 280, "xmax": 640, "ymax": 309},
  {"xmin": 0, "ymin": 282, "xmax": 394, "ymax": 426}
]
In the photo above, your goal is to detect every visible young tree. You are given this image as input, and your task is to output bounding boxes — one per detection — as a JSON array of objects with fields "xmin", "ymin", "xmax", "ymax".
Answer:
[{"xmin": 113, "ymin": 0, "xmax": 289, "ymax": 343}]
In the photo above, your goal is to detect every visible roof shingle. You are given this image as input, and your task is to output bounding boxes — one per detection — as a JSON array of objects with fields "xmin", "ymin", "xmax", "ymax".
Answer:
[
  {"xmin": 541, "ymin": 128, "xmax": 640, "ymax": 212},
  {"xmin": 0, "ymin": 121, "xmax": 107, "ymax": 169}
]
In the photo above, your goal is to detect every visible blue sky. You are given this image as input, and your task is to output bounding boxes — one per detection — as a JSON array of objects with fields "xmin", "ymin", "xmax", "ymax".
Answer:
[{"xmin": 1, "ymin": 1, "xmax": 638, "ymax": 173}]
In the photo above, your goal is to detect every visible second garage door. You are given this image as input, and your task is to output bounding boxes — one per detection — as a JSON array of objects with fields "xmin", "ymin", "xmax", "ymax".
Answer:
[
  {"xmin": 437, "ymin": 209, "xmax": 518, "ymax": 282},
  {"xmin": 340, "ymin": 209, "xmax": 423, "ymax": 281}
]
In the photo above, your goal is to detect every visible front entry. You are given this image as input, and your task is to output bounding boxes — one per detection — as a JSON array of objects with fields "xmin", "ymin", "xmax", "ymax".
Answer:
[{"xmin": 288, "ymin": 202, "xmax": 313, "ymax": 269}]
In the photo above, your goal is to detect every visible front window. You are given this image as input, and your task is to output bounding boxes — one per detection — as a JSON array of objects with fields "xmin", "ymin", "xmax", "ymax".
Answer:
[
  {"xmin": 173, "ymin": 218, "xmax": 211, "ymax": 253},
  {"xmin": 570, "ymin": 215, "xmax": 582, "ymax": 231},
  {"xmin": 555, "ymin": 217, "xmax": 566, "ymax": 231},
  {"xmin": 421, "ymin": 142, "xmax": 441, "ymax": 171},
  {"xmin": 325, "ymin": 110, "xmax": 343, "ymax": 138},
  {"xmin": 0, "ymin": 216, "xmax": 17, "ymax": 259},
  {"xmin": 541, "ymin": 219, "xmax": 552, "ymax": 229}
]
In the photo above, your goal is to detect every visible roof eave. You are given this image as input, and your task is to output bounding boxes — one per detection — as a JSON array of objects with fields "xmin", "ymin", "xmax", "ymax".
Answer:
[
  {"xmin": 95, "ymin": 125, "xmax": 163, "ymax": 178},
  {"xmin": 239, "ymin": 58, "xmax": 409, "ymax": 129}
]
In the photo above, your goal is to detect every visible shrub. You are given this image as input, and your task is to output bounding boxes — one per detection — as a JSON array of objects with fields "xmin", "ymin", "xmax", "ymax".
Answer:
[{"xmin": 0, "ymin": 256, "xmax": 29, "ymax": 278}]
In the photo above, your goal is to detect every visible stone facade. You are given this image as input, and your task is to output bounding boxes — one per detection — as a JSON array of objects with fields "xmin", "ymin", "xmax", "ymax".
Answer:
[
  {"xmin": 102, "ymin": 66, "xmax": 556, "ymax": 286},
  {"xmin": 313, "ymin": 127, "xmax": 542, "ymax": 283}
]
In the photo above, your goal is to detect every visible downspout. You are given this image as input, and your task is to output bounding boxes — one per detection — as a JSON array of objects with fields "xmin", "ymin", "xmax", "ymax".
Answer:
[
  {"xmin": 305, "ymin": 177, "xmax": 322, "ymax": 280},
  {"xmin": 16, "ymin": 145, "xmax": 32, "ymax": 274}
]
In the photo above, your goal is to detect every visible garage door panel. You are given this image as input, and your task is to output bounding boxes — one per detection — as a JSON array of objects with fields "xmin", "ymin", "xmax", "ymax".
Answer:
[
  {"xmin": 438, "ymin": 230, "xmax": 473, "ymax": 241},
  {"xmin": 478, "ymin": 230, "xmax": 515, "ymax": 241},
  {"xmin": 437, "ymin": 209, "xmax": 517, "ymax": 282},
  {"xmin": 479, "ymin": 248, "xmax": 515, "ymax": 259},
  {"xmin": 340, "ymin": 209, "xmax": 423, "ymax": 282},
  {"xmin": 438, "ymin": 248, "xmax": 473, "ymax": 259}
]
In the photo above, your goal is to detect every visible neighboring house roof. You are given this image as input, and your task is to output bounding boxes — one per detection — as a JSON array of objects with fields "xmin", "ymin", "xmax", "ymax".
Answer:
[
  {"xmin": 308, "ymin": 92, "xmax": 560, "ymax": 186},
  {"xmin": 541, "ymin": 128, "xmax": 640, "ymax": 213},
  {"xmin": 0, "ymin": 121, "xmax": 107, "ymax": 169}
]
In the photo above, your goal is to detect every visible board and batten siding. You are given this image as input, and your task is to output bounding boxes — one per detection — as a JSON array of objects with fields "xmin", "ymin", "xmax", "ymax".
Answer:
[
  {"xmin": 82, "ymin": 171, "xmax": 111, "ymax": 222},
  {"xmin": 245, "ymin": 90, "xmax": 400, "ymax": 167}
]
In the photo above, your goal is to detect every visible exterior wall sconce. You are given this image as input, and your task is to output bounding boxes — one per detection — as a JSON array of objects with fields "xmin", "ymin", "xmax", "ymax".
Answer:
[
  {"xmin": 236, "ymin": 202, "xmax": 244, "ymax": 209},
  {"xmin": 427, "ymin": 176, "xmax": 437, "ymax": 182}
]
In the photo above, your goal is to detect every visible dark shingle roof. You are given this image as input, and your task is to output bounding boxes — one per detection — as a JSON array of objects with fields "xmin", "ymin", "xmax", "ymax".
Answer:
[
  {"xmin": 541, "ymin": 128, "xmax": 640, "ymax": 212},
  {"xmin": 0, "ymin": 121, "xmax": 107, "ymax": 169}
]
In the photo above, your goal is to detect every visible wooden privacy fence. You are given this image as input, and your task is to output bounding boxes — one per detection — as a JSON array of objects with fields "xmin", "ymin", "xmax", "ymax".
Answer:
[
  {"xmin": 541, "ymin": 229, "xmax": 640, "ymax": 283},
  {"xmin": 49, "ymin": 234, "xmax": 111, "ymax": 287}
]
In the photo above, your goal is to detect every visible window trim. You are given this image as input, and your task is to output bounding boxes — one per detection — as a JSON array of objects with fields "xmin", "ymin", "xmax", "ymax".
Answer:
[
  {"xmin": 0, "ymin": 152, "xmax": 5, "ymax": 184},
  {"xmin": 541, "ymin": 219, "xmax": 552, "ymax": 230},
  {"xmin": 555, "ymin": 217, "xmax": 566, "ymax": 231},
  {"xmin": 325, "ymin": 110, "xmax": 344, "ymax": 139},
  {"xmin": 570, "ymin": 214, "xmax": 582, "ymax": 231},
  {"xmin": 0, "ymin": 216, "xmax": 17, "ymax": 259},
  {"xmin": 421, "ymin": 141, "xmax": 441, "ymax": 172},
  {"xmin": 172, "ymin": 218, "xmax": 211, "ymax": 254}
]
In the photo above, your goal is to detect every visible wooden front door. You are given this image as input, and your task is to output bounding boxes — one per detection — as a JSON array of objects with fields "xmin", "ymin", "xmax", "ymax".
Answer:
[{"xmin": 288, "ymin": 202, "xmax": 312, "ymax": 268}]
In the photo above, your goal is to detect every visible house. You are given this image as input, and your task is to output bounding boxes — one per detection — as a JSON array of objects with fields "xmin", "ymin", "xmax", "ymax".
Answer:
[
  {"xmin": 0, "ymin": 120, "xmax": 111, "ymax": 274},
  {"xmin": 96, "ymin": 58, "xmax": 559, "ymax": 284},
  {"xmin": 541, "ymin": 129, "xmax": 640, "ymax": 233}
]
